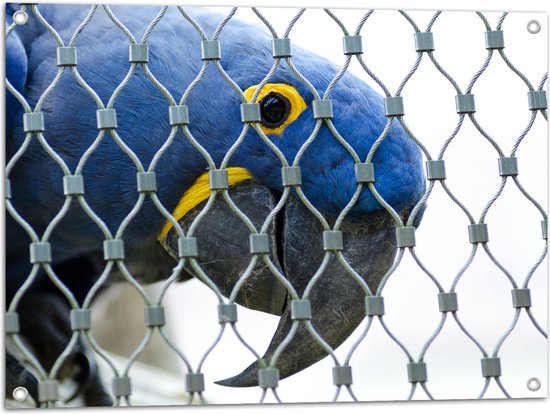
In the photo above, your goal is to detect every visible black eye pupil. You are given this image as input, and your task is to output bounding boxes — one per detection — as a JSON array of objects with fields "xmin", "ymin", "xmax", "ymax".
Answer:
[{"xmin": 259, "ymin": 92, "xmax": 290, "ymax": 128}]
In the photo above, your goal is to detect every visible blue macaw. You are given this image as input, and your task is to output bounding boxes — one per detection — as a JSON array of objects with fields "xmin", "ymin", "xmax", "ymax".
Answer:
[{"xmin": 5, "ymin": 3, "xmax": 425, "ymax": 404}]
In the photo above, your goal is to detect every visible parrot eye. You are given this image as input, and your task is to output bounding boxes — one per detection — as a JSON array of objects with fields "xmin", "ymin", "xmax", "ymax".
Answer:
[
  {"xmin": 243, "ymin": 83, "xmax": 307, "ymax": 136},
  {"xmin": 259, "ymin": 92, "xmax": 290, "ymax": 129}
]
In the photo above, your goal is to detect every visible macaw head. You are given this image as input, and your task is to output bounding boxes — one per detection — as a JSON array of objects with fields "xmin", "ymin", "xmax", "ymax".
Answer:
[{"xmin": 154, "ymin": 13, "xmax": 426, "ymax": 387}]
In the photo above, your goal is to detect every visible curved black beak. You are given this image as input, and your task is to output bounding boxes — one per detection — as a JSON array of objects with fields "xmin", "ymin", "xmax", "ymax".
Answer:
[{"xmin": 161, "ymin": 182, "xmax": 398, "ymax": 387}]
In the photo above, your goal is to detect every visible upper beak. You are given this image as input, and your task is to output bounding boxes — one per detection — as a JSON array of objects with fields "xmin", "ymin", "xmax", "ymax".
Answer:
[{"xmin": 160, "ymin": 179, "xmax": 398, "ymax": 387}]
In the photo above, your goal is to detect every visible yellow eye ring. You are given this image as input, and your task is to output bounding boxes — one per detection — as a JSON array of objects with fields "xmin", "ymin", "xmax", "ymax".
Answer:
[{"xmin": 244, "ymin": 83, "xmax": 307, "ymax": 135}]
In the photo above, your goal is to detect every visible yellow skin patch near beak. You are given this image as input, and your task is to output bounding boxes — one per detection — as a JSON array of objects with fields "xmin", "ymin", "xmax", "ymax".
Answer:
[
  {"xmin": 244, "ymin": 83, "xmax": 307, "ymax": 135},
  {"xmin": 157, "ymin": 167, "xmax": 253, "ymax": 240}
]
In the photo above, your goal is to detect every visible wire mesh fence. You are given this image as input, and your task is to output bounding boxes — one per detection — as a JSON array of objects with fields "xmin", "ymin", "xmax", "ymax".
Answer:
[{"xmin": 4, "ymin": 2, "xmax": 548, "ymax": 407}]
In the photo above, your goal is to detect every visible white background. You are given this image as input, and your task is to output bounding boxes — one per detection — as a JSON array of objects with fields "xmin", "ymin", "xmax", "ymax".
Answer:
[{"xmin": 2, "ymin": 0, "xmax": 549, "ymax": 414}]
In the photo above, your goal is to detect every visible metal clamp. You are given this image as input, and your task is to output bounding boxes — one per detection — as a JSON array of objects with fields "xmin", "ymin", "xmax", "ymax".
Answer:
[
  {"xmin": 343, "ymin": 35, "xmax": 363, "ymax": 55},
  {"xmin": 333, "ymin": 365, "xmax": 353, "ymax": 386},
  {"xmin": 30, "ymin": 242, "xmax": 52, "ymax": 264},
  {"xmin": 355, "ymin": 163, "xmax": 375, "ymax": 183},
  {"xmin": 178, "ymin": 237, "xmax": 198, "ymax": 258},
  {"xmin": 396, "ymin": 227, "xmax": 416, "ymax": 248},
  {"xmin": 218, "ymin": 303, "xmax": 238, "ymax": 324},
  {"xmin": 272, "ymin": 38, "xmax": 292, "ymax": 58},
  {"xmin": 407, "ymin": 362, "xmax": 428, "ymax": 383},
  {"xmin": 282, "ymin": 166, "xmax": 302, "ymax": 187},
  {"xmin": 365, "ymin": 296, "xmax": 385, "ymax": 316},
  {"xmin": 468, "ymin": 223, "xmax": 489, "ymax": 244},
  {"xmin": 291, "ymin": 299, "xmax": 312, "ymax": 320},
  {"xmin": 23, "ymin": 112, "xmax": 45, "ymax": 133},
  {"xmin": 250, "ymin": 233, "xmax": 270, "ymax": 254},
  {"xmin": 241, "ymin": 103, "xmax": 261, "ymax": 123},
  {"xmin": 201, "ymin": 40, "xmax": 221, "ymax": 60},
  {"xmin": 455, "ymin": 94, "xmax": 476, "ymax": 114},
  {"xmin": 112, "ymin": 376, "xmax": 131, "ymax": 397},
  {"xmin": 5, "ymin": 179, "xmax": 11, "ymax": 199},
  {"xmin": 103, "ymin": 239, "xmax": 125, "ymax": 261},
  {"xmin": 96, "ymin": 109, "xmax": 117, "ymax": 129},
  {"xmin": 481, "ymin": 357, "xmax": 501, "ymax": 377},
  {"xmin": 63, "ymin": 175, "xmax": 85, "ymax": 196},
  {"xmin": 169, "ymin": 105, "xmax": 190, "ymax": 126},
  {"xmin": 137, "ymin": 172, "xmax": 157, "ymax": 192},
  {"xmin": 70, "ymin": 309, "xmax": 92, "ymax": 330},
  {"xmin": 57, "ymin": 47, "xmax": 77, "ymax": 66},
  {"xmin": 498, "ymin": 157, "xmax": 518, "ymax": 177},
  {"xmin": 323, "ymin": 230, "xmax": 343, "ymax": 251},
  {"xmin": 38, "ymin": 381, "xmax": 59, "ymax": 403},
  {"xmin": 144, "ymin": 306, "xmax": 165, "ymax": 327},
  {"xmin": 511, "ymin": 288, "xmax": 531, "ymax": 309},
  {"xmin": 129, "ymin": 43, "xmax": 149, "ymax": 63},
  {"xmin": 385, "ymin": 96, "xmax": 404, "ymax": 117},
  {"xmin": 438, "ymin": 292, "xmax": 458, "ymax": 312},
  {"xmin": 258, "ymin": 368, "xmax": 279, "ymax": 389},
  {"xmin": 209, "ymin": 169, "xmax": 229, "ymax": 190},
  {"xmin": 414, "ymin": 32, "xmax": 435, "ymax": 52},
  {"xmin": 528, "ymin": 90, "xmax": 547, "ymax": 110},
  {"xmin": 186, "ymin": 373, "xmax": 205, "ymax": 393},
  {"xmin": 485, "ymin": 30, "xmax": 504, "ymax": 49},
  {"xmin": 5, "ymin": 312, "xmax": 20, "ymax": 334},
  {"xmin": 426, "ymin": 160, "xmax": 446, "ymax": 181},
  {"xmin": 312, "ymin": 99, "xmax": 334, "ymax": 119}
]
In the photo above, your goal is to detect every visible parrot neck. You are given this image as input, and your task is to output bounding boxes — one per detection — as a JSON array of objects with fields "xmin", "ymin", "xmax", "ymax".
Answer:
[{"xmin": 157, "ymin": 167, "xmax": 253, "ymax": 240}]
